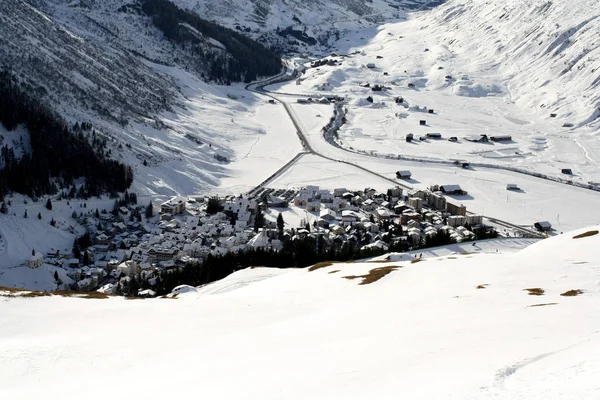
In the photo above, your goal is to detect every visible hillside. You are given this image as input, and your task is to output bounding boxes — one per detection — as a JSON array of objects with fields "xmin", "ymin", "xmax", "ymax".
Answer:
[
  {"xmin": 270, "ymin": 0, "xmax": 600, "ymax": 184},
  {"xmin": 1, "ymin": 226, "xmax": 599, "ymax": 398},
  {"xmin": 175, "ymin": 0, "xmax": 441, "ymax": 52},
  {"xmin": 0, "ymin": 0, "xmax": 290, "ymax": 196}
]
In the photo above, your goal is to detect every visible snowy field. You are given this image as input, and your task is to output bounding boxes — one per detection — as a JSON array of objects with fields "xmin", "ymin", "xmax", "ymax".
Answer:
[
  {"xmin": 1, "ymin": 226, "xmax": 599, "ymax": 399},
  {"xmin": 267, "ymin": 0, "xmax": 600, "ymax": 185}
]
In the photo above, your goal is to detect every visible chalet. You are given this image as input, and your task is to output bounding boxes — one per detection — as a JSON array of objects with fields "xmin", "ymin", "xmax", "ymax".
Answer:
[
  {"xmin": 490, "ymin": 135, "xmax": 512, "ymax": 142},
  {"xmin": 405, "ymin": 133, "xmax": 414, "ymax": 142},
  {"xmin": 396, "ymin": 170, "xmax": 412, "ymax": 179},
  {"xmin": 297, "ymin": 98, "xmax": 310, "ymax": 104},
  {"xmin": 366, "ymin": 63, "xmax": 376, "ymax": 69},
  {"xmin": 118, "ymin": 206, "xmax": 129, "ymax": 216},
  {"xmin": 419, "ymin": 120, "xmax": 427, "ymax": 126},
  {"xmin": 268, "ymin": 99, "xmax": 276, "ymax": 104},
  {"xmin": 318, "ymin": 97, "xmax": 330, "ymax": 104},
  {"xmin": 534, "ymin": 221, "xmax": 552, "ymax": 232},
  {"xmin": 395, "ymin": 96, "xmax": 404, "ymax": 104},
  {"xmin": 440, "ymin": 185, "xmax": 466, "ymax": 195},
  {"xmin": 428, "ymin": 109, "xmax": 435, "ymax": 114},
  {"xmin": 426, "ymin": 132, "xmax": 441, "ymax": 139},
  {"xmin": 561, "ymin": 168, "xmax": 573, "ymax": 175},
  {"xmin": 448, "ymin": 137, "xmax": 458, "ymax": 142},
  {"xmin": 506, "ymin": 184, "xmax": 519, "ymax": 191},
  {"xmin": 408, "ymin": 83, "xmax": 416, "ymax": 88},
  {"xmin": 161, "ymin": 196, "xmax": 186, "ymax": 215},
  {"xmin": 550, "ymin": 113, "xmax": 557, "ymax": 118}
]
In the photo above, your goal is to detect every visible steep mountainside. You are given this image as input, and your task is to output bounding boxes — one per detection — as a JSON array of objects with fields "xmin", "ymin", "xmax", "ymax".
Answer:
[
  {"xmin": 0, "ymin": 0, "xmax": 290, "ymax": 195},
  {"xmin": 424, "ymin": 0, "xmax": 600, "ymax": 127},
  {"xmin": 176, "ymin": 0, "xmax": 442, "ymax": 52}
]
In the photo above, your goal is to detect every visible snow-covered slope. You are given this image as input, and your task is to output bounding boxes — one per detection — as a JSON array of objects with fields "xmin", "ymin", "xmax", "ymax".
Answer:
[
  {"xmin": 425, "ymin": 0, "xmax": 600, "ymax": 127},
  {"xmin": 270, "ymin": 0, "xmax": 600, "ymax": 183},
  {"xmin": 177, "ymin": 0, "xmax": 440, "ymax": 51},
  {"xmin": 1, "ymin": 227, "xmax": 599, "ymax": 398}
]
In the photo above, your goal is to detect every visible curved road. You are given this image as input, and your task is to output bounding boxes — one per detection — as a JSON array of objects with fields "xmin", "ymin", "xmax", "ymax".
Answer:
[{"xmin": 246, "ymin": 71, "xmax": 543, "ymax": 237}]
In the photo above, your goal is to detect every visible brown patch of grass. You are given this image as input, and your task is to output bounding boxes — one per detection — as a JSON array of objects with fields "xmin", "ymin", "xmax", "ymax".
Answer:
[
  {"xmin": 328, "ymin": 270, "xmax": 340, "ymax": 274},
  {"xmin": 573, "ymin": 261, "xmax": 589, "ymax": 265},
  {"xmin": 573, "ymin": 230, "xmax": 599, "ymax": 239},
  {"xmin": 308, "ymin": 261, "xmax": 335, "ymax": 271},
  {"xmin": 476, "ymin": 284, "xmax": 489, "ymax": 289},
  {"xmin": 523, "ymin": 288, "xmax": 545, "ymax": 296},
  {"xmin": 0, "ymin": 287, "xmax": 110, "ymax": 299},
  {"xmin": 461, "ymin": 252, "xmax": 476, "ymax": 255},
  {"xmin": 367, "ymin": 259, "xmax": 393, "ymax": 263},
  {"xmin": 411, "ymin": 258, "xmax": 425, "ymax": 264},
  {"xmin": 528, "ymin": 303, "xmax": 558, "ymax": 308},
  {"xmin": 343, "ymin": 265, "xmax": 400, "ymax": 285},
  {"xmin": 19, "ymin": 291, "xmax": 52, "ymax": 298},
  {"xmin": 52, "ymin": 290, "xmax": 110, "ymax": 299},
  {"xmin": 560, "ymin": 289, "xmax": 584, "ymax": 297},
  {"xmin": 447, "ymin": 256, "xmax": 457, "ymax": 259}
]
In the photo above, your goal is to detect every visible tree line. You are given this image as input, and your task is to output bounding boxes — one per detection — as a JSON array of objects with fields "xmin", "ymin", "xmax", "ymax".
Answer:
[
  {"xmin": 0, "ymin": 69, "xmax": 133, "ymax": 199},
  {"xmin": 140, "ymin": 0, "xmax": 282, "ymax": 83}
]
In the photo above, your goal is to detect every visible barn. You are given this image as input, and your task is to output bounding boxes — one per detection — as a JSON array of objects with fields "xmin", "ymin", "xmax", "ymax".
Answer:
[
  {"xmin": 490, "ymin": 135, "xmax": 512, "ymax": 142},
  {"xmin": 440, "ymin": 185, "xmax": 466, "ymax": 195}
]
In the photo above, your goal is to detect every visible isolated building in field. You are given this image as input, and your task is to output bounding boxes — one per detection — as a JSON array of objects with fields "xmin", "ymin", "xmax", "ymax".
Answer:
[
  {"xmin": 561, "ymin": 168, "xmax": 573, "ymax": 175},
  {"xmin": 534, "ymin": 221, "xmax": 552, "ymax": 232},
  {"xmin": 506, "ymin": 184, "xmax": 519, "ymax": 191},
  {"xmin": 490, "ymin": 135, "xmax": 512, "ymax": 142},
  {"xmin": 440, "ymin": 185, "xmax": 466, "ymax": 195},
  {"xmin": 426, "ymin": 132, "xmax": 442, "ymax": 139},
  {"xmin": 396, "ymin": 170, "xmax": 412, "ymax": 179}
]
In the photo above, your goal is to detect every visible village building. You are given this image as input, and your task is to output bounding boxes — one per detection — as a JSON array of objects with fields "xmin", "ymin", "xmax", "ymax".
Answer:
[
  {"xmin": 161, "ymin": 196, "xmax": 187, "ymax": 215},
  {"xmin": 27, "ymin": 250, "xmax": 43, "ymax": 269}
]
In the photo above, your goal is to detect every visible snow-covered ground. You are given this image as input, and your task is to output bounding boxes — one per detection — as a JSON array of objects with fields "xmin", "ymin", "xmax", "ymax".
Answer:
[
  {"xmin": 1, "ymin": 226, "xmax": 599, "ymax": 399},
  {"xmin": 267, "ymin": 0, "xmax": 600, "ymax": 185}
]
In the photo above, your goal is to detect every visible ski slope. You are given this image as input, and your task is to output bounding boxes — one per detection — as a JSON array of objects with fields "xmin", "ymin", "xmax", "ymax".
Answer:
[{"xmin": 1, "ymin": 226, "xmax": 599, "ymax": 399}]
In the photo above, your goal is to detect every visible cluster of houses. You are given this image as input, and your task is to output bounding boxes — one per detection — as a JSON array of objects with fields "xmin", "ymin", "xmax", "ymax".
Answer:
[{"xmin": 23, "ymin": 181, "xmax": 491, "ymax": 294}]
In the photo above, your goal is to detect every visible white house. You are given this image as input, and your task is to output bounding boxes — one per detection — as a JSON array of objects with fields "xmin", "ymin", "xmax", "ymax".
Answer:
[
  {"xmin": 161, "ymin": 196, "xmax": 187, "ymax": 215},
  {"xmin": 117, "ymin": 260, "xmax": 139, "ymax": 277},
  {"xmin": 27, "ymin": 251, "xmax": 44, "ymax": 269}
]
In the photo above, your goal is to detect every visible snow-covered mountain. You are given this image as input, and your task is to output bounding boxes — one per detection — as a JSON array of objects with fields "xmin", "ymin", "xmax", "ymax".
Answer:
[
  {"xmin": 1, "ymin": 227, "xmax": 599, "ymax": 398},
  {"xmin": 424, "ymin": 0, "xmax": 600, "ymax": 128},
  {"xmin": 177, "ymin": 0, "xmax": 442, "ymax": 51}
]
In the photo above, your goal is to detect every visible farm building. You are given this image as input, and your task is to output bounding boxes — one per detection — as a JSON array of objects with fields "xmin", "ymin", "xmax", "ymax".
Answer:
[
  {"xmin": 440, "ymin": 185, "xmax": 466, "ymax": 195},
  {"xmin": 366, "ymin": 63, "xmax": 376, "ymax": 69},
  {"xmin": 506, "ymin": 184, "xmax": 520, "ymax": 191},
  {"xmin": 426, "ymin": 133, "xmax": 442, "ymax": 139},
  {"xmin": 428, "ymin": 109, "xmax": 435, "ymax": 114},
  {"xmin": 419, "ymin": 120, "xmax": 427, "ymax": 126},
  {"xmin": 405, "ymin": 133, "xmax": 414, "ymax": 142},
  {"xmin": 490, "ymin": 135, "xmax": 512, "ymax": 142},
  {"xmin": 297, "ymin": 98, "xmax": 310, "ymax": 104},
  {"xmin": 448, "ymin": 137, "xmax": 458, "ymax": 142},
  {"xmin": 465, "ymin": 134, "xmax": 489, "ymax": 143},
  {"xmin": 396, "ymin": 170, "xmax": 412, "ymax": 179},
  {"xmin": 561, "ymin": 168, "xmax": 573, "ymax": 175},
  {"xmin": 534, "ymin": 221, "xmax": 552, "ymax": 232}
]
